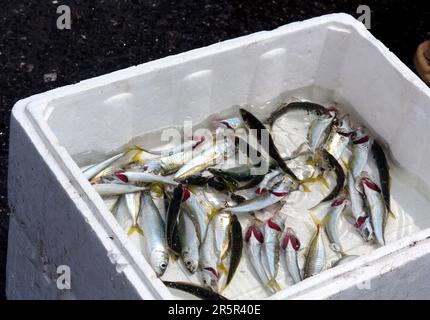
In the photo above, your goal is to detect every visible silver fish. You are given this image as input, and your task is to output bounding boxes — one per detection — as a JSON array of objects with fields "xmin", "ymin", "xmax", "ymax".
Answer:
[
  {"xmin": 308, "ymin": 108, "xmax": 336, "ymax": 152},
  {"xmin": 114, "ymin": 171, "xmax": 178, "ymax": 185},
  {"xmin": 351, "ymin": 126, "xmax": 372, "ymax": 178},
  {"xmin": 91, "ymin": 149, "xmax": 140, "ymax": 183},
  {"xmin": 213, "ymin": 212, "xmax": 233, "ymax": 261},
  {"xmin": 304, "ymin": 215, "xmax": 328, "ymax": 278},
  {"xmin": 175, "ymin": 140, "xmax": 234, "ymax": 180},
  {"xmin": 149, "ymin": 183, "xmax": 167, "ymax": 222},
  {"xmin": 199, "ymin": 214, "xmax": 222, "ymax": 292},
  {"xmin": 261, "ymin": 215, "xmax": 283, "ymax": 291},
  {"xmin": 181, "ymin": 187, "xmax": 217, "ymax": 243},
  {"xmin": 346, "ymin": 172, "xmax": 373, "ymax": 241},
  {"xmin": 112, "ymin": 195, "xmax": 133, "ymax": 232},
  {"xmin": 255, "ymin": 169, "xmax": 283, "ymax": 195},
  {"xmin": 83, "ymin": 152, "xmax": 125, "ymax": 180},
  {"xmin": 359, "ymin": 172, "xmax": 386, "ymax": 246},
  {"xmin": 281, "ymin": 227, "xmax": 302, "ymax": 284},
  {"xmin": 332, "ymin": 255, "xmax": 359, "ymax": 267},
  {"xmin": 324, "ymin": 114, "xmax": 354, "ymax": 160},
  {"xmin": 93, "ymin": 183, "xmax": 146, "ymax": 196},
  {"xmin": 228, "ymin": 178, "xmax": 294, "ymax": 214},
  {"xmin": 138, "ymin": 191, "xmax": 169, "ymax": 277},
  {"xmin": 125, "ymin": 192, "xmax": 143, "ymax": 236},
  {"xmin": 326, "ymin": 195, "xmax": 350, "ymax": 254},
  {"xmin": 245, "ymin": 222, "xmax": 272, "ymax": 292},
  {"xmin": 138, "ymin": 137, "xmax": 204, "ymax": 156},
  {"xmin": 178, "ymin": 212, "xmax": 200, "ymax": 273}
]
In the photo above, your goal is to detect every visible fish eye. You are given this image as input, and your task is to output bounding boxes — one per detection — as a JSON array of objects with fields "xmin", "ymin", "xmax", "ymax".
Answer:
[
  {"xmin": 186, "ymin": 261, "xmax": 191, "ymax": 266},
  {"xmin": 160, "ymin": 262, "xmax": 167, "ymax": 269}
]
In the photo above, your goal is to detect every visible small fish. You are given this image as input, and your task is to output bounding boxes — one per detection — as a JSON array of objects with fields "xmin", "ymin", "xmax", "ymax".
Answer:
[
  {"xmin": 139, "ymin": 191, "xmax": 169, "ymax": 277},
  {"xmin": 255, "ymin": 169, "xmax": 283, "ymax": 195},
  {"xmin": 144, "ymin": 147, "xmax": 195, "ymax": 175},
  {"xmin": 351, "ymin": 126, "xmax": 372, "ymax": 178},
  {"xmin": 91, "ymin": 149, "xmax": 139, "ymax": 183},
  {"xmin": 112, "ymin": 195, "xmax": 133, "ymax": 231},
  {"xmin": 266, "ymin": 101, "xmax": 330, "ymax": 127},
  {"xmin": 359, "ymin": 172, "xmax": 386, "ymax": 246},
  {"xmin": 213, "ymin": 117, "xmax": 242, "ymax": 131},
  {"xmin": 163, "ymin": 281, "xmax": 228, "ymax": 300},
  {"xmin": 315, "ymin": 149, "xmax": 345, "ymax": 203},
  {"xmin": 225, "ymin": 214, "xmax": 242, "ymax": 287},
  {"xmin": 324, "ymin": 114, "xmax": 354, "ymax": 160},
  {"xmin": 227, "ymin": 179, "xmax": 292, "ymax": 214},
  {"xmin": 93, "ymin": 183, "xmax": 146, "ymax": 196},
  {"xmin": 245, "ymin": 222, "xmax": 272, "ymax": 292},
  {"xmin": 240, "ymin": 108, "xmax": 298, "ymax": 181},
  {"xmin": 150, "ymin": 183, "xmax": 167, "ymax": 222},
  {"xmin": 178, "ymin": 212, "xmax": 200, "ymax": 273},
  {"xmin": 209, "ymin": 164, "xmax": 255, "ymax": 183},
  {"xmin": 137, "ymin": 137, "xmax": 204, "ymax": 156},
  {"xmin": 213, "ymin": 212, "xmax": 233, "ymax": 261},
  {"xmin": 166, "ymin": 184, "xmax": 184, "ymax": 255},
  {"xmin": 332, "ymin": 255, "xmax": 359, "ymax": 267},
  {"xmin": 261, "ymin": 215, "xmax": 283, "ymax": 291},
  {"xmin": 181, "ymin": 187, "xmax": 217, "ymax": 243},
  {"xmin": 304, "ymin": 214, "xmax": 329, "ymax": 279},
  {"xmin": 175, "ymin": 140, "xmax": 234, "ymax": 180},
  {"xmin": 83, "ymin": 152, "xmax": 125, "ymax": 180},
  {"xmin": 199, "ymin": 215, "xmax": 222, "ymax": 292},
  {"xmin": 372, "ymin": 140, "xmax": 390, "ymax": 211},
  {"xmin": 281, "ymin": 227, "xmax": 302, "ymax": 284},
  {"xmin": 326, "ymin": 195, "xmax": 350, "ymax": 254},
  {"xmin": 114, "ymin": 171, "xmax": 178, "ymax": 185},
  {"xmin": 308, "ymin": 109, "xmax": 336, "ymax": 153},
  {"xmin": 346, "ymin": 173, "xmax": 373, "ymax": 241},
  {"xmin": 125, "ymin": 192, "xmax": 143, "ymax": 236}
]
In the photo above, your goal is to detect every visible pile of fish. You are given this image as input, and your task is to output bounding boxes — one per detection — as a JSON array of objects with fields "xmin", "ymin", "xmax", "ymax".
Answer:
[{"xmin": 81, "ymin": 100, "xmax": 391, "ymax": 300}]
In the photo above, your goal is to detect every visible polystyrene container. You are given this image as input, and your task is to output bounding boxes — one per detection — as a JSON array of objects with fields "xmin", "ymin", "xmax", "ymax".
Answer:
[{"xmin": 7, "ymin": 13, "xmax": 430, "ymax": 300}]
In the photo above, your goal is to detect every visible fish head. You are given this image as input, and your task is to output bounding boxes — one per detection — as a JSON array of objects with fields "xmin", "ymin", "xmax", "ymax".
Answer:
[
  {"xmin": 352, "ymin": 126, "xmax": 370, "ymax": 144},
  {"xmin": 142, "ymin": 160, "xmax": 162, "ymax": 174},
  {"xmin": 354, "ymin": 216, "xmax": 374, "ymax": 242},
  {"xmin": 151, "ymin": 249, "xmax": 169, "ymax": 277},
  {"xmin": 337, "ymin": 114, "xmax": 354, "ymax": 136},
  {"xmin": 331, "ymin": 194, "xmax": 350, "ymax": 209},
  {"xmin": 114, "ymin": 170, "xmax": 128, "ymax": 183},
  {"xmin": 201, "ymin": 267, "xmax": 220, "ymax": 292},
  {"xmin": 282, "ymin": 228, "xmax": 301, "ymax": 251},
  {"xmin": 182, "ymin": 248, "xmax": 199, "ymax": 273},
  {"xmin": 359, "ymin": 172, "xmax": 382, "ymax": 193},
  {"xmin": 245, "ymin": 224, "xmax": 264, "ymax": 243},
  {"xmin": 326, "ymin": 106, "xmax": 338, "ymax": 118}
]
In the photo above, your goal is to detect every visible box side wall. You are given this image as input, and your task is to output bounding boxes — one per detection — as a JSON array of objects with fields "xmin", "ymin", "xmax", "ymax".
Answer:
[
  {"xmin": 7, "ymin": 114, "xmax": 144, "ymax": 299},
  {"xmin": 43, "ymin": 24, "xmax": 331, "ymax": 162}
]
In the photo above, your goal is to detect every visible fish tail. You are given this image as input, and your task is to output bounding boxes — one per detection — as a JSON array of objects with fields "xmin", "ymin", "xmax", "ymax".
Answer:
[
  {"xmin": 266, "ymin": 278, "xmax": 282, "ymax": 292},
  {"xmin": 127, "ymin": 224, "xmax": 144, "ymax": 236},
  {"xmin": 301, "ymin": 184, "xmax": 311, "ymax": 192},
  {"xmin": 208, "ymin": 206, "xmax": 220, "ymax": 220},
  {"xmin": 309, "ymin": 213, "xmax": 330, "ymax": 228},
  {"xmin": 218, "ymin": 262, "xmax": 229, "ymax": 276},
  {"xmin": 150, "ymin": 183, "xmax": 164, "ymax": 197},
  {"xmin": 300, "ymin": 175, "xmax": 329, "ymax": 190}
]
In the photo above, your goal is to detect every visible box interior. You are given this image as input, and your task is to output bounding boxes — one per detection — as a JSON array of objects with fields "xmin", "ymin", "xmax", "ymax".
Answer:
[{"xmin": 34, "ymin": 17, "xmax": 430, "ymax": 299}]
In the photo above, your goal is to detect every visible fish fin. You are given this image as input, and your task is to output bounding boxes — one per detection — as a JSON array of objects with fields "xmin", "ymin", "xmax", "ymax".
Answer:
[
  {"xmin": 301, "ymin": 184, "xmax": 311, "ymax": 192},
  {"xmin": 389, "ymin": 210, "xmax": 397, "ymax": 219},
  {"xmin": 127, "ymin": 224, "xmax": 144, "ymax": 236},
  {"xmin": 309, "ymin": 213, "xmax": 330, "ymax": 228},
  {"xmin": 150, "ymin": 183, "xmax": 164, "ymax": 197},
  {"xmin": 340, "ymin": 158, "xmax": 351, "ymax": 171},
  {"xmin": 133, "ymin": 149, "xmax": 144, "ymax": 163},
  {"xmin": 218, "ymin": 262, "xmax": 229, "ymax": 276},
  {"xmin": 300, "ymin": 175, "xmax": 329, "ymax": 190},
  {"xmin": 208, "ymin": 206, "xmax": 220, "ymax": 220},
  {"xmin": 266, "ymin": 278, "xmax": 282, "ymax": 292}
]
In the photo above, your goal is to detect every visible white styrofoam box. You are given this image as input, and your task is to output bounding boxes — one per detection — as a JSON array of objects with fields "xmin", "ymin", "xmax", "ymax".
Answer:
[{"xmin": 7, "ymin": 13, "xmax": 430, "ymax": 299}]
